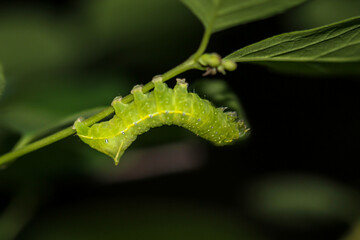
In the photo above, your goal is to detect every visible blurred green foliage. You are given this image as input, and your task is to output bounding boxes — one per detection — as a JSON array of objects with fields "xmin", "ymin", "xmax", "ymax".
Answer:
[
  {"xmin": 84, "ymin": 0, "xmax": 194, "ymax": 45},
  {"xmin": 282, "ymin": 0, "xmax": 360, "ymax": 29},
  {"xmin": 244, "ymin": 174, "xmax": 360, "ymax": 227},
  {"xmin": 0, "ymin": 1, "xmax": 197, "ymax": 76},
  {"xmin": 0, "ymin": 10, "xmax": 76, "ymax": 74},
  {"xmin": 341, "ymin": 221, "xmax": 360, "ymax": 240},
  {"xmin": 0, "ymin": 73, "xmax": 130, "ymax": 135},
  {"xmin": 17, "ymin": 200, "xmax": 264, "ymax": 240},
  {"xmin": 0, "ymin": 64, "xmax": 4, "ymax": 98}
]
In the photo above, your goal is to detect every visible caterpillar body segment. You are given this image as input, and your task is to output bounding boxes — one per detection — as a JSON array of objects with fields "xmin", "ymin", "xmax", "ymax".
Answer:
[{"xmin": 74, "ymin": 78, "xmax": 249, "ymax": 165}]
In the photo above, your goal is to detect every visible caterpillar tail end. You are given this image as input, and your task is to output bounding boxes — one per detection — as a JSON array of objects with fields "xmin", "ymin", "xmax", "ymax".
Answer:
[
  {"xmin": 113, "ymin": 151, "xmax": 125, "ymax": 166},
  {"xmin": 111, "ymin": 141, "xmax": 126, "ymax": 166}
]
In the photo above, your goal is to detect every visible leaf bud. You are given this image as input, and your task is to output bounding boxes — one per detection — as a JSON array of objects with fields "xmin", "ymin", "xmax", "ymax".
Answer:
[{"xmin": 222, "ymin": 59, "xmax": 237, "ymax": 71}]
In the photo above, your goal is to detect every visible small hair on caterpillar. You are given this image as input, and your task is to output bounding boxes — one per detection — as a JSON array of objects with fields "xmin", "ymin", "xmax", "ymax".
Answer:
[{"xmin": 74, "ymin": 77, "xmax": 250, "ymax": 165}]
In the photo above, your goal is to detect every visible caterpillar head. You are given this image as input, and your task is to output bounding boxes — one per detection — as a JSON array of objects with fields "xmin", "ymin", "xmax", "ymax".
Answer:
[{"xmin": 238, "ymin": 120, "xmax": 250, "ymax": 138}]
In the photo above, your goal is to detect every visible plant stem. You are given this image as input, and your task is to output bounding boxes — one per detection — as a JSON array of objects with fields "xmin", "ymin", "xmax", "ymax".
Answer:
[
  {"xmin": 193, "ymin": 27, "xmax": 212, "ymax": 59},
  {"xmin": 0, "ymin": 28, "xmax": 211, "ymax": 166}
]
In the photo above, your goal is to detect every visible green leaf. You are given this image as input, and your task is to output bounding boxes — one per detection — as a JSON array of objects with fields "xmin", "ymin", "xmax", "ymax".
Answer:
[
  {"xmin": 0, "ymin": 65, "xmax": 4, "ymax": 98},
  {"xmin": 225, "ymin": 16, "xmax": 360, "ymax": 75},
  {"xmin": 180, "ymin": 0, "xmax": 306, "ymax": 33}
]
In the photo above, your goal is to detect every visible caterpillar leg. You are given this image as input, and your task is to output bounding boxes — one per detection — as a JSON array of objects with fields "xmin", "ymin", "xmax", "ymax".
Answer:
[{"xmin": 73, "ymin": 117, "xmax": 89, "ymax": 135}]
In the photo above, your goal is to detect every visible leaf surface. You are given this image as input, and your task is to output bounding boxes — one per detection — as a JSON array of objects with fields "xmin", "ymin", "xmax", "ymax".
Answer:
[
  {"xmin": 180, "ymin": 0, "xmax": 306, "ymax": 32},
  {"xmin": 225, "ymin": 17, "xmax": 360, "ymax": 75}
]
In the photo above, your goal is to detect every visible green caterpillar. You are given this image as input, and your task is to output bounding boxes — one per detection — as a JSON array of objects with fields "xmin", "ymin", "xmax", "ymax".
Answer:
[{"xmin": 74, "ymin": 77, "xmax": 249, "ymax": 165}]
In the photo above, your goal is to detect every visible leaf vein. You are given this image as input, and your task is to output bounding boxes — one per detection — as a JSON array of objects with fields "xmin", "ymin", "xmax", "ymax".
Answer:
[
  {"xmin": 314, "ymin": 41, "xmax": 360, "ymax": 59},
  {"xmin": 237, "ymin": 24, "xmax": 360, "ymax": 59},
  {"xmin": 268, "ymin": 25, "xmax": 360, "ymax": 58},
  {"xmin": 217, "ymin": 0, "xmax": 268, "ymax": 16}
]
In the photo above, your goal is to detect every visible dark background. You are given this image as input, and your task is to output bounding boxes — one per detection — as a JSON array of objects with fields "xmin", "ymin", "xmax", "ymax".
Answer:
[{"xmin": 0, "ymin": 0, "xmax": 359, "ymax": 240}]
